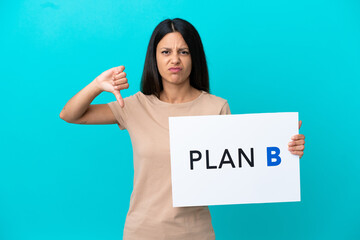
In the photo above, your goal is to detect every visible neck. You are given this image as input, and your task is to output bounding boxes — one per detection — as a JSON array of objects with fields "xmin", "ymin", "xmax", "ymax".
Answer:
[{"xmin": 159, "ymin": 80, "xmax": 201, "ymax": 104}]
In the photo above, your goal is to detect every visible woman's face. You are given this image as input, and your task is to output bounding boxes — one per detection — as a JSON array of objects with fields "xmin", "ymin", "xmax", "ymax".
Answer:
[{"xmin": 156, "ymin": 32, "xmax": 192, "ymax": 87}]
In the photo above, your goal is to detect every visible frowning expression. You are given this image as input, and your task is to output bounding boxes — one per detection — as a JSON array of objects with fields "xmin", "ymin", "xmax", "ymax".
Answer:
[{"xmin": 156, "ymin": 32, "xmax": 192, "ymax": 87}]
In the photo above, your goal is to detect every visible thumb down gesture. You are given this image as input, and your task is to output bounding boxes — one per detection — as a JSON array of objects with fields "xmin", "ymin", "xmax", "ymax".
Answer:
[{"xmin": 95, "ymin": 65, "xmax": 129, "ymax": 107}]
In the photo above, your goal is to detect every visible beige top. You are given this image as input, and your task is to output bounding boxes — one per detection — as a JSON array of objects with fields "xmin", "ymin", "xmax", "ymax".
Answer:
[{"xmin": 107, "ymin": 90, "xmax": 231, "ymax": 240}]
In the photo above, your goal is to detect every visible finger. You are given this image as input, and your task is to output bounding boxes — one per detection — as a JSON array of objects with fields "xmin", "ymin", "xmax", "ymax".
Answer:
[
  {"xmin": 116, "ymin": 65, "xmax": 125, "ymax": 73},
  {"xmin": 288, "ymin": 145, "xmax": 305, "ymax": 151},
  {"xmin": 113, "ymin": 72, "xmax": 127, "ymax": 80},
  {"xmin": 113, "ymin": 91, "xmax": 124, "ymax": 108},
  {"xmin": 288, "ymin": 140, "xmax": 305, "ymax": 146},
  {"xmin": 112, "ymin": 72, "xmax": 126, "ymax": 81},
  {"xmin": 291, "ymin": 134, "xmax": 305, "ymax": 141},
  {"xmin": 113, "ymin": 78, "xmax": 128, "ymax": 86},
  {"xmin": 111, "ymin": 65, "xmax": 125, "ymax": 76},
  {"xmin": 113, "ymin": 83, "xmax": 129, "ymax": 91},
  {"xmin": 289, "ymin": 150, "xmax": 303, "ymax": 158}
]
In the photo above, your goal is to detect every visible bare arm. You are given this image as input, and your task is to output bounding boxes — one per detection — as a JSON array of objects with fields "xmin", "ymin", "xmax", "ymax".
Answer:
[{"xmin": 59, "ymin": 66, "xmax": 128, "ymax": 124}]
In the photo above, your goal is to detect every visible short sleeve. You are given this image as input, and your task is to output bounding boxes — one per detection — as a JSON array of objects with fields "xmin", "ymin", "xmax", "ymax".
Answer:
[
  {"xmin": 220, "ymin": 101, "xmax": 231, "ymax": 115},
  {"xmin": 107, "ymin": 101, "xmax": 126, "ymax": 130}
]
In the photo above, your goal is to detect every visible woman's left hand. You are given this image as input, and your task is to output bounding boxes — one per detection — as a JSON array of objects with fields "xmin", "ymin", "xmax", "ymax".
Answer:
[{"xmin": 288, "ymin": 120, "xmax": 305, "ymax": 158}]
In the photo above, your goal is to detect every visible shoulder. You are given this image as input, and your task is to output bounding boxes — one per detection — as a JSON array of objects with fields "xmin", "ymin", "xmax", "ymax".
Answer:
[
  {"xmin": 121, "ymin": 91, "xmax": 147, "ymax": 105},
  {"xmin": 124, "ymin": 91, "xmax": 143, "ymax": 101},
  {"xmin": 107, "ymin": 91, "xmax": 144, "ymax": 112},
  {"xmin": 106, "ymin": 91, "xmax": 146, "ymax": 129},
  {"xmin": 200, "ymin": 92, "xmax": 231, "ymax": 115},
  {"xmin": 202, "ymin": 91, "xmax": 228, "ymax": 106}
]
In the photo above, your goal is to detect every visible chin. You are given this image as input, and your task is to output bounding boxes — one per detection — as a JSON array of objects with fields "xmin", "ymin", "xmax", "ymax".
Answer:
[
  {"xmin": 171, "ymin": 79, "xmax": 188, "ymax": 85},
  {"xmin": 163, "ymin": 77, "xmax": 185, "ymax": 84}
]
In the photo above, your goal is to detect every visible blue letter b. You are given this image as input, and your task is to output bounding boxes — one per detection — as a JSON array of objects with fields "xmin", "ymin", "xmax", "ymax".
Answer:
[{"xmin": 267, "ymin": 147, "xmax": 281, "ymax": 166}]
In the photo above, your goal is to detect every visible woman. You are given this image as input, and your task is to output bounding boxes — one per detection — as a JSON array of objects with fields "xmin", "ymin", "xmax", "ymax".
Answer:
[{"xmin": 60, "ymin": 18, "xmax": 305, "ymax": 240}]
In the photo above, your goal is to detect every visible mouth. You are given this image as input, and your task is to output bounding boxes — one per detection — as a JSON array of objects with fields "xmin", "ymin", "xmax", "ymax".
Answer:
[{"xmin": 169, "ymin": 67, "xmax": 182, "ymax": 73}]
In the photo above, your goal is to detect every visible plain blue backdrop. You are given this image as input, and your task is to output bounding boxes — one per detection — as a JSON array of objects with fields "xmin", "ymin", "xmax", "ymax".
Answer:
[{"xmin": 1, "ymin": 0, "xmax": 359, "ymax": 239}]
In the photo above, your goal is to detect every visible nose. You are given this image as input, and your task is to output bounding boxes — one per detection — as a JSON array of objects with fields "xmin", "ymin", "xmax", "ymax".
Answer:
[{"xmin": 170, "ymin": 53, "xmax": 180, "ymax": 65}]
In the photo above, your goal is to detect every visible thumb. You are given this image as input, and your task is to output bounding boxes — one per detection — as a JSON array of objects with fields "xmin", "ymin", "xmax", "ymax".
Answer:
[
  {"xmin": 113, "ymin": 90, "xmax": 124, "ymax": 108},
  {"xmin": 298, "ymin": 120, "xmax": 302, "ymax": 130}
]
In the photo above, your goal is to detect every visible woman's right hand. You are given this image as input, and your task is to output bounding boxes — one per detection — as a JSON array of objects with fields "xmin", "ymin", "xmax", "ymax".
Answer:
[{"xmin": 94, "ymin": 65, "xmax": 129, "ymax": 107}]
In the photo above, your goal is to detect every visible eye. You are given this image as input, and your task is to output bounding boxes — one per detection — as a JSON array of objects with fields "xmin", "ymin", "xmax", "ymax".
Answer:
[
  {"xmin": 180, "ymin": 51, "xmax": 190, "ymax": 55},
  {"xmin": 161, "ymin": 50, "xmax": 170, "ymax": 55}
]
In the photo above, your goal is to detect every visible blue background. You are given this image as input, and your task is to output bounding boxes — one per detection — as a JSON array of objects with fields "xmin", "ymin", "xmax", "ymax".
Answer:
[{"xmin": 1, "ymin": 0, "xmax": 359, "ymax": 239}]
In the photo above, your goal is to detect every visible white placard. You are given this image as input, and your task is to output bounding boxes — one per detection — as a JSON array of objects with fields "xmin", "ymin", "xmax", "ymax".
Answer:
[{"xmin": 169, "ymin": 112, "xmax": 300, "ymax": 207}]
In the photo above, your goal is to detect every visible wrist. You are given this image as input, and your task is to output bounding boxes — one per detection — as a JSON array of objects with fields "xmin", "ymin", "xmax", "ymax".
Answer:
[{"xmin": 91, "ymin": 78, "xmax": 103, "ymax": 94}]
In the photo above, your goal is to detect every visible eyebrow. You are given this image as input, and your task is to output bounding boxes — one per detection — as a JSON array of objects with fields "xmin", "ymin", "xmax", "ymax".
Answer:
[{"xmin": 160, "ymin": 47, "xmax": 189, "ymax": 50}]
